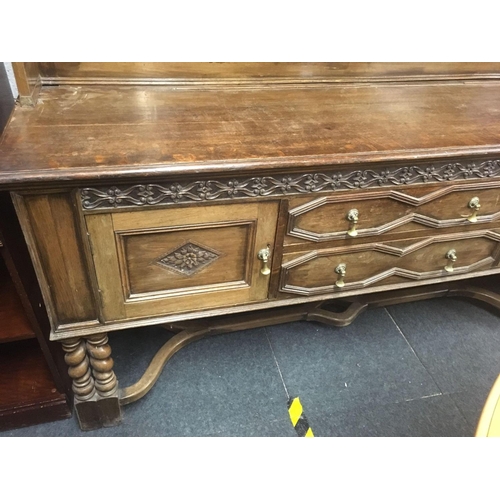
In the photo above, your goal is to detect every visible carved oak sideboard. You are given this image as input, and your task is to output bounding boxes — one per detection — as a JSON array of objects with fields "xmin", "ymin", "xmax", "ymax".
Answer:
[{"xmin": 3, "ymin": 63, "xmax": 500, "ymax": 430}]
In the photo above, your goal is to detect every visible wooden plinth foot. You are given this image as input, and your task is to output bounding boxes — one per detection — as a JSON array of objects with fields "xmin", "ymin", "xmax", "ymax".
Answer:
[
  {"xmin": 73, "ymin": 399, "xmax": 101, "ymax": 431},
  {"xmin": 96, "ymin": 396, "xmax": 122, "ymax": 428}
]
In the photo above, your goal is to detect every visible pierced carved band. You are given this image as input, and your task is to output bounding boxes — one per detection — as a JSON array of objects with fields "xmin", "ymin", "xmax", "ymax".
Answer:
[{"xmin": 80, "ymin": 159, "xmax": 500, "ymax": 210}]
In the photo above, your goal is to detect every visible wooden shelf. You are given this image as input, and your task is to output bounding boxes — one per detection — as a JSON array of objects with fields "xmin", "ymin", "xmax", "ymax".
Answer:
[
  {"xmin": 0, "ymin": 259, "xmax": 35, "ymax": 343},
  {"xmin": 0, "ymin": 259, "xmax": 70, "ymax": 431},
  {"xmin": 0, "ymin": 338, "xmax": 71, "ymax": 431}
]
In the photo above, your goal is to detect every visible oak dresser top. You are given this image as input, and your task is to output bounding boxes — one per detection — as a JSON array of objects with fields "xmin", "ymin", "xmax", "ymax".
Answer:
[{"xmin": 2, "ymin": 80, "xmax": 500, "ymax": 187}]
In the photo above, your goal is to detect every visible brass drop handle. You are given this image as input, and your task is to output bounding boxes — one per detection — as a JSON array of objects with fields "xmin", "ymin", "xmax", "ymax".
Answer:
[
  {"xmin": 257, "ymin": 245, "xmax": 271, "ymax": 276},
  {"xmin": 346, "ymin": 209, "xmax": 359, "ymax": 237},
  {"xmin": 445, "ymin": 249, "xmax": 457, "ymax": 272},
  {"xmin": 467, "ymin": 197, "xmax": 481, "ymax": 223},
  {"xmin": 335, "ymin": 263, "xmax": 347, "ymax": 288}
]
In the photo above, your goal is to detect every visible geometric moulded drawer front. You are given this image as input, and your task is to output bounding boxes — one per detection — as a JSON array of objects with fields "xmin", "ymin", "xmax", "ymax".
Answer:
[
  {"xmin": 286, "ymin": 185, "xmax": 500, "ymax": 243},
  {"xmin": 84, "ymin": 201, "xmax": 279, "ymax": 322},
  {"xmin": 280, "ymin": 230, "xmax": 500, "ymax": 296}
]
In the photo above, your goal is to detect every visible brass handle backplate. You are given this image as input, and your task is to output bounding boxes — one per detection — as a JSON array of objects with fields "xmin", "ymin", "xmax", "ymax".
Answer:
[
  {"xmin": 445, "ymin": 249, "xmax": 457, "ymax": 272},
  {"xmin": 257, "ymin": 245, "xmax": 271, "ymax": 275},
  {"xmin": 467, "ymin": 196, "xmax": 481, "ymax": 223},
  {"xmin": 346, "ymin": 209, "xmax": 359, "ymax": 237},
  {"xmin": 335, "ymin": 263, "xmax": 347, "ymax": 288}
]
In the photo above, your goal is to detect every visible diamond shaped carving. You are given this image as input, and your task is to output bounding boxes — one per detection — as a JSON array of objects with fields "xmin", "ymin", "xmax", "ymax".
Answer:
[{"xmin": 157, "ymin": 242, "xmax": 220, "ymax": 276}]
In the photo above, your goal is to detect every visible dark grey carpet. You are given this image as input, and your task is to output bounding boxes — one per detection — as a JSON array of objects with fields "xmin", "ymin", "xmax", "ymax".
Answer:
[{"xmin": 2, "ymin": 298, "xmax": 499, "ymax": 436}]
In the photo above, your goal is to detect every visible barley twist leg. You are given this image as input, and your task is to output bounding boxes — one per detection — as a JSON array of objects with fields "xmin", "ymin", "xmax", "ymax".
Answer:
[
  {"xmin": 62, "ymin": 338, "xmax": 96, "ymax": 401},
  {"xmin": 86, "ymin": 334, "xmax": 118, "ymax": 397}
]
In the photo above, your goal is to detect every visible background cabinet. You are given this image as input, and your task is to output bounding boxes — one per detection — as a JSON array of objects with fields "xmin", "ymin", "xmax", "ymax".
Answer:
[{"xmin": 0, "ymin": 63, "xmax": 71, "ymax": 431}]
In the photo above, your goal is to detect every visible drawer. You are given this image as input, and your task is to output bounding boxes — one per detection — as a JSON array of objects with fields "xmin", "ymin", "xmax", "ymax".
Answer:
[
  {"xmin": 84, "ymin": 201, "xmax": 279, "ymax": 321},
  {"xmin": 280, "ymin": 229, "xmax": 500, "ymax": 296},
  {"xmin": 285, "ymin": 184, "xmax": 500, "ymax": 244}
]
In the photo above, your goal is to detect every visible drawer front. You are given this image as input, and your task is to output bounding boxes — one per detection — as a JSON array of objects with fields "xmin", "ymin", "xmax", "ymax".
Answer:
[
  {"xmin": 85, "ymin": 201, "xmax": 278, "ymax": 321},
  {"xmin": 285, "ymin": 184, "xmax": 500, "ymax": 244},
  {"xmin": 280, "ymin": 230, "xmax": 500, "ymax": 296}
]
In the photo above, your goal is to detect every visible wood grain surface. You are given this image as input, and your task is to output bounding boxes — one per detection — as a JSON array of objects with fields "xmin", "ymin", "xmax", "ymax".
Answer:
[
  {"xmin": 285, "ymin": 183, "xmax": 500, "ymax": 244},
  {"xmin": 281, "ymin": 231, "xmax": 500, "ymax": 296},
  {"xmin": 0, "ymin": 259, "xmax": 35, "ymax": 343},
  {"xmin": 16, "ymin": 192, "xmax": 97, "ymax": 326},
  {"xmin": 3, "ymin": 82, "xmax": 500, "ymax": 185},
  {"xmin": 36, "ymin": 62, "xmax": 500, "ymax": 83},
  {"xmin": 0, "ymin": 339, "xmax": 70, "ymax": 431},
  {"xmin": 86, "ymin": 201, "xmax": 279, "ymax": 322}
]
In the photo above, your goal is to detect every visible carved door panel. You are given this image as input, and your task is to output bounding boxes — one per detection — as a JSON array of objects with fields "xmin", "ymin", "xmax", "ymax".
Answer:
[{"xmin": 85, "ymin": 201, "xmax": 279, "ymax": 321}]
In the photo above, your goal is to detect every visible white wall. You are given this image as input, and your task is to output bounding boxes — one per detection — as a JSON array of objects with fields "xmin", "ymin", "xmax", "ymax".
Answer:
[{"xmin": 3, "ymin": 63, "xmax": 18, "ymax": 98}]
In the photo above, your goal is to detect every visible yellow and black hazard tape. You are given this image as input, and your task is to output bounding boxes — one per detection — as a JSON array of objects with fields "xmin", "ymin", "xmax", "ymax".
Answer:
[{"xmin": 288, "ymin": 397, "xmax": 314, "ymax": 437}]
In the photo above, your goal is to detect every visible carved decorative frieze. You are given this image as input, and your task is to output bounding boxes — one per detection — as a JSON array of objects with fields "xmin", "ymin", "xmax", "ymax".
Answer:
[
  {"xmin": 157, "ymin": 242, "xmax": 220, "ymax": 276},
  {"xmin": 80, "ymin": 159, "xmax": 500, "ymax": 210}
]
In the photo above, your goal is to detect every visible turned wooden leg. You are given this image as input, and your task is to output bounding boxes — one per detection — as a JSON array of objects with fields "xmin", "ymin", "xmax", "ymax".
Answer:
[
  {"xmin": 62, "ymin": 338, "xmax": 100, "ymax": 430},
  {"xmin": 86, "ymin": 334, "xmax": 122, "ymax": 427},
  {"xmin": 62, "ymin": 334, "xmax": 122, "ymax": 430}
]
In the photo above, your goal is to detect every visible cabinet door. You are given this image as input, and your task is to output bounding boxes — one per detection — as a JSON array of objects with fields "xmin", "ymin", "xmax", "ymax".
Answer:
[{"xmin": 85, "ymin": 201, "xmax": 278, "ymax": 322}]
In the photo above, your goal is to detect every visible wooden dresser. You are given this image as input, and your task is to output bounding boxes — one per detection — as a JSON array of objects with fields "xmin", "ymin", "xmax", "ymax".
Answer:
[{"xmin": 2, "ymin": 63, "xmax": 500, "ymax": 430}]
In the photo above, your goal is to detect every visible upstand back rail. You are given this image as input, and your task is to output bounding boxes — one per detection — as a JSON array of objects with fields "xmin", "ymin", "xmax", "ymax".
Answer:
[{"xmin": 2, "ymin": 63, "xmax": 500, "ymax": 430}]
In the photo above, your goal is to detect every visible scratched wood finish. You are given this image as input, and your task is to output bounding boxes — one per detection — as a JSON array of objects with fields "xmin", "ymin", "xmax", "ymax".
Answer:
[
  {"xmin": 285, "ymin": 183, "xmax": 500, "ymax": 244},
  {"xmin": 36, "ymin": 62, "xmax": 500, "ymax": 83},
  {"xmin": 4, "ymin": 83, "xmax": 500, "ymax": 186},
  {"xmin": 281, "ymin": 231, "xmax": 500, "ymax": 296},
  {"xmin": 85, "ymin": 201, "xmax": 279, "ymax": 322}
]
